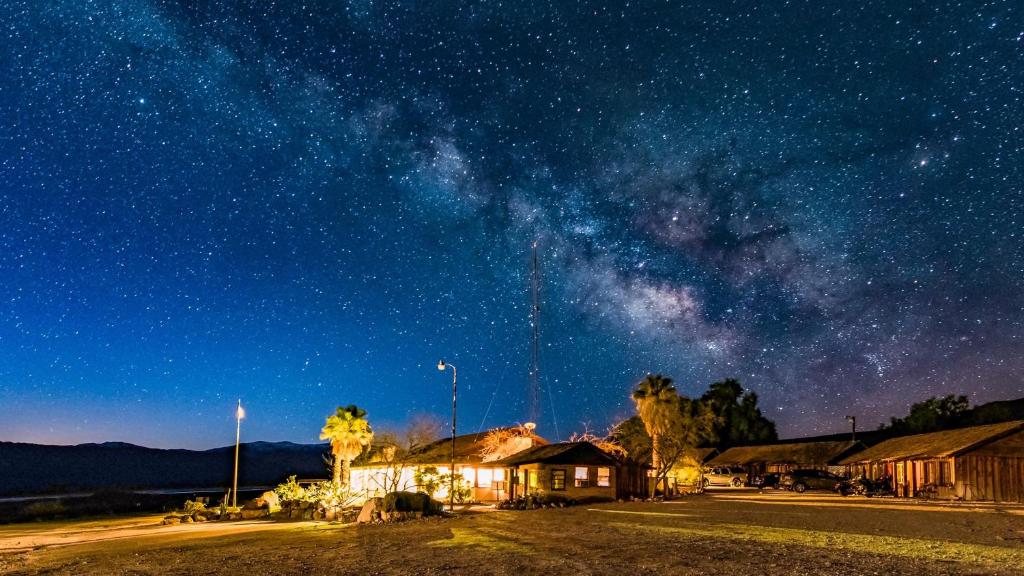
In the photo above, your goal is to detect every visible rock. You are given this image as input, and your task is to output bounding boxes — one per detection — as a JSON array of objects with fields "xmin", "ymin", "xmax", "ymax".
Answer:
[
  {"xmin": 241, "ymin": 508, "xmax": 266, "ymax": 520},
  {"xmin": 357, "ymin": 498, "xmax": 384, "ymax": 524},
  {"xmin": 182, "ymin": 516, "xmax": 194, "ymax": 523},
  {"xmin": 162, "ymin": 516, "xmax": 181, "ymax": 525},
  {"xmin": 255, "ymin": 491, "xmax": 279, "ymax": 510}
]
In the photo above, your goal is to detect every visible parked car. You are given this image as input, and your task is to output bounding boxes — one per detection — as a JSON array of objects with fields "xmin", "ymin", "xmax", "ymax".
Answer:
[
  {"xmin": 703, "ymin": 466, "xmax": 748, "ymax": 487},
  {"xmin": 751, "ymin": 472, "xmax": 782, "ymax": 489},
  {"xmin": 780, "ymin": 469, "xmax": 845, "ymax": 493}
]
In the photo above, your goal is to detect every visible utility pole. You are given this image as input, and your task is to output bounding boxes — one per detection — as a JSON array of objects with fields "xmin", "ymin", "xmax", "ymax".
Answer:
[{"xmin": 846, "ymin": 415, "xmax": 856, "ymax": 442}]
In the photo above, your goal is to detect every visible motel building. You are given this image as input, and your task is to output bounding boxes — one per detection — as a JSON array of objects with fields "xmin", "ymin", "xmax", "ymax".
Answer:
[{"xmin": 348, "ymin": 428, "xmax": 639, "ymax": 504}]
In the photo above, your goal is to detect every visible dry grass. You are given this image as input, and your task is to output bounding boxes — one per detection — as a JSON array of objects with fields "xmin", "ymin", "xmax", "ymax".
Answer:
[{"xmin": 3, "ymin": 493, "xmax": 1023, "ymax": 575}]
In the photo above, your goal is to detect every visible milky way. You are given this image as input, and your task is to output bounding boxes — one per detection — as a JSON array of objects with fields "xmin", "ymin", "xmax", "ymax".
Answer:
[{"xmin": 1, "ymin": 1, "xmax": 1022, "ymax": 448}]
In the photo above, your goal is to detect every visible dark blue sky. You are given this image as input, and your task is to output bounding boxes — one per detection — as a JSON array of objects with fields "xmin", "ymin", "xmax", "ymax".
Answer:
[{"xmin": 1, "ymin": 1, "xmax": 1022, "ymax": 449}]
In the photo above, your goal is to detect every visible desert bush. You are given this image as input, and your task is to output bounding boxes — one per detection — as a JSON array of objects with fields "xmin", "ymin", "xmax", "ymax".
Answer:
[
  {"xmin": 497, "ymin": 492, "xmax": 576, "ymax": 510},
  {"xmin": 273, "ymin": 475, "xmax": 306, "ymax": 502},
  {"xmin": 182, "ymin": 499, "xmax": 207, "ymax": 515},
  {"xmin": 414, "ymin": 467, "xmax": 472, "ymax": 503}
]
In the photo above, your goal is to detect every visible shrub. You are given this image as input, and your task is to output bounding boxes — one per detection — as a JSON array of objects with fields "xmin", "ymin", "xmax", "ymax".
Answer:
[
  {"xmin": 182, "ymin": 499, "xmax": 207, "ymax": 515},
  {"xmin": 273, "ymin": 475, "xmax": 306, "ymax": 502},
  {"xmin": 497, "ymin": 492, "xmax": 576, "ymax": 510}
]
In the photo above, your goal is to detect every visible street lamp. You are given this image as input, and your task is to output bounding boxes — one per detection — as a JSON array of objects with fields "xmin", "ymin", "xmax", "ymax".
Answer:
[
  {"xmin": 233, "ymin": 399, "xmax": 245, "ymax": 509},
  {"xmin": 437, "ymin": 360, "xmax": 457, "ymax": 512}
]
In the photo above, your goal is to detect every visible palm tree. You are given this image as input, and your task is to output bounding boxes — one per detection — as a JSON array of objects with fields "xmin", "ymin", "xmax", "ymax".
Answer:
[
  {"xmin": 320, "ymin": 405, "xmax": 374, "ymax": 488},
  {"xmin": 632, "ymin": 374, "xmax": 680, "ymax": 497}
]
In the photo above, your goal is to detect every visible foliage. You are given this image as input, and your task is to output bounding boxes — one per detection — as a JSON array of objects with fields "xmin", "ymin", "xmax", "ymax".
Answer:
[
  {"xmin": 273, "ymin": 475, "xmax": 306, "ymax": 502},
  {"xmin": 701, "ymin": 378, "xmax": 777, "ymax": 447},
  {"xmin": 632, "ymin": 374, "xmax": 682, "ymax": 496},
  {"xmin": 367, "ymin": 414, "xmax": 443, "ymax": 494},
  {"xmin": 414, "ymin": 466, "xmax": 471, "ymax": 503},
  {"xmin": 182, "ymin": 499, "xmax": 207, "ymax": 515},
  {"xmin": 320, "ymin": 404, "xmax": 374, "ymax": 488},
  {"xmin": 882, "ymin": 394, "xmax": 970, "ymax": 435},
  {"xmin": 414, "ymin": 466, "xmax": 443, "ymax": 497},
  {"xmin": 497, "ymin": 491, "xmax": 576, "ymax": 510}
]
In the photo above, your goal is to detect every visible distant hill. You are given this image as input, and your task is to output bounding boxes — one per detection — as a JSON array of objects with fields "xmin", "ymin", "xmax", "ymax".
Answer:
[{"xmin": 0, "ymin": 440, "xmax": 329, "ymax": 496}]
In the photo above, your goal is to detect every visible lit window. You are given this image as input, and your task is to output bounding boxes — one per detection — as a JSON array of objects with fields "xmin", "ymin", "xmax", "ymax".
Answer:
[
  {"xmin": 575, "ymin": 467, "xmax": 590, "ymax": 488},
  {"xmin": 477, "ymin": 468, "xmax": 493, "ymax": 488},
  {"xmin": 597, "ymin": 467, "xmax": 610, "ymax": 487},
  {"xmin": 551, "ymin": 469, "xmax": 566, "ymax": 491}
]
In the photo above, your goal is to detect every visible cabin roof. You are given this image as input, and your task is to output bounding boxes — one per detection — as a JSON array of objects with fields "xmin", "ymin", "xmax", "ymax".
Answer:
[
  {"xmin": 492, "ymin": 441, "xmax": 619, "ymax": 467},
  {"xmin": 708, "ymin": 440, "xmax": 862, "ymax": 467},
  {"xmin": 839, "ymin": 420, "xmax": 1024, "ymax": 464},
  {"xmin": 404, "ymin": 429, "xmax": 547, "ymax": 465}
]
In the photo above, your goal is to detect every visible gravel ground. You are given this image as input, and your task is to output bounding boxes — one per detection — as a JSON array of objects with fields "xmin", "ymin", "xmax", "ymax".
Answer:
[{"xmin": 3, "ymin": 491, "xmax": 1023, "ymax": 575}]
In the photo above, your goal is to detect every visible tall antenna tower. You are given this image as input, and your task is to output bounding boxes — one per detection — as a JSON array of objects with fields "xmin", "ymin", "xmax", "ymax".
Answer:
[{"xmin": 528, "ymin": 241, "xmax": 541, "ymax": 424}]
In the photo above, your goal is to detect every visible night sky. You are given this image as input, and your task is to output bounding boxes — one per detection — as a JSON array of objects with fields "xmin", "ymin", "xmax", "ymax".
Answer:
[{"xmin": 2, "ymin": 1, "xmax": 1022, "ymax": 449}]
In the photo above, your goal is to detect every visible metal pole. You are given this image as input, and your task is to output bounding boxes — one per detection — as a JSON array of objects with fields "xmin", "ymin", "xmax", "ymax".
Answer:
[
  {"xmin": 233, "ymin": 399, "xmax": 241, "ymax": 509},
  {"xmin": 450, "ymin": 364, "xmax": 457, "ymax": 512}
]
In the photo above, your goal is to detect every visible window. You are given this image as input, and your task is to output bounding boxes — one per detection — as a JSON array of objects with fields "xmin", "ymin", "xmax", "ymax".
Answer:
[
  {"xmin": 477, "ymin": 468, "xmax": 493, "ymax": 488},
  {"xmin": 551, "ymin": 469, "xmax": 566, "ymax": 491},
  {"xmin": 597, "ymin": 467, "xmax": 611, "ymax": 487},
  {"xmin": 575, "ymin": 467, "xmax": 590, "ymax": 488}
]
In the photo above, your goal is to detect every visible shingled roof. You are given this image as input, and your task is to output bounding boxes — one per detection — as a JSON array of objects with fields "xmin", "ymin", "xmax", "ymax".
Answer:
[
  {"xmin": 492, "ymin": 442, "xmax": 619, "ymax": 467},
  {"xmin": 839, "ymin": 420, "xmax": 1024, "ymax": 464},
  {"xmin": 708, "ymin": 440, "xmax": 863, "ymax": 467},
  {"xmin": 400, "ymin": 429, "xmax": 548, "ymax": 465}
]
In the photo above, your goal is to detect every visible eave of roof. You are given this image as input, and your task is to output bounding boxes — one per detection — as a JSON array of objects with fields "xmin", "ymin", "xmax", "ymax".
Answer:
[{"xmin": 839, "ymin": 420, "xmax": 1024, "ymax": 464}]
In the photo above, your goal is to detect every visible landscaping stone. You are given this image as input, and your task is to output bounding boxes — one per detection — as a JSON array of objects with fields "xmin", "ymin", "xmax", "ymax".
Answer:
[{"xmin": 357, "ymin": 498, "xmax": 384, "ymax": 524}]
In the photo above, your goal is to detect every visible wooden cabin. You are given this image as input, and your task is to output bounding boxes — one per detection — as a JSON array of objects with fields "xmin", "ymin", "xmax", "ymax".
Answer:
[
  {"xmin": 708, "ymin": 440, "xmax": 864, "ymax": 477},
  {"xmin": 839, "ymin": 420, "xmax": 1024, "ymax": 502},
  {"xmin": 495, "ymin": 441, "xmax": 646, "ymax": 502}
]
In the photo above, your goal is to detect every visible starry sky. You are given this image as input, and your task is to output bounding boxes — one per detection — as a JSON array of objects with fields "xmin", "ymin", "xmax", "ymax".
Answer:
[{"xmin": 1, "ymin": 1, "xmax": 1022, "ymax": 449}]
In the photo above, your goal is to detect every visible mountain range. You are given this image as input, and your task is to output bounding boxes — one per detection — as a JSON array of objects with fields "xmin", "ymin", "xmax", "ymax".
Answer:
[{"xmin": 0, "ymin": 440, "xmax": 329, "ymax": 496}]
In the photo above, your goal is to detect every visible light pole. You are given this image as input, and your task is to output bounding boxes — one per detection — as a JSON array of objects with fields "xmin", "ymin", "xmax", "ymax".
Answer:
[
  {"xmin": 233, "ymin": 399, "xmax": 245, "ymax": 509},
  {"xmin": 846, "ymin": 415, "xmax": 856, "ymax": 442},
  {"xmin": 437, "ymin": 360, "xmax": 457, "ymax": 512}
]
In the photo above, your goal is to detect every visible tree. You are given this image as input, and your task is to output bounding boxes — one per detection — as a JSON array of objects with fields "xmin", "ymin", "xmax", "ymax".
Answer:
[
  {"xmin": 632, "ymin": 374, "xmax": 681, "ymax": 497},
  {"xmin": 320, "ymin": 405, "xmax": 374, "ymax": 488},
  {"xmin": 701, "ymin": 378, "xmax": 777, "ymax": 447},
  {"xmin": 372, "ymin": 414, "xmax": 443, "ymax": 494},
  {"xmin": 883, "ymin": 395, "xmax": 970, "ymax": 435}
]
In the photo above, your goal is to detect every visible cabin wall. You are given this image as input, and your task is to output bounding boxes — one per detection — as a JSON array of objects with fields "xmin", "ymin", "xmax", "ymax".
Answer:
[
  {"xmin": 955, "ymin": 454, "xmax": 1024, "ymax": 503},
  {"xmin": 514, "ymin": 463, "xmax": 617, "ymax": 502}
]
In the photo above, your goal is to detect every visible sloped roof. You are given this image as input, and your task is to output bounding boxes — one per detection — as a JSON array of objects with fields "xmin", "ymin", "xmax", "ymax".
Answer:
[
  {"xmin": 400, "ymin": 429, "xmax": 548, "ymax": 465},
  {"xmin": 694, "ymin": 447, "xmax": 719, "ymax": 463},
  {"xmin": 839, "ymin": 420, "xmax": 1024, "ymax": 464},
  {"xmin": 708, "ymin": 440, "xmax": 862, "ymax": 467},
  {"xmin": 492, "ymin": 442, "xmax": 619, "ymax": 467}
]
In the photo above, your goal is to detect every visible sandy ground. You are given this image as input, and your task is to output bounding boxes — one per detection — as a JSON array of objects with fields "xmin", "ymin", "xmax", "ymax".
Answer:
[{"xmin": 2, "ymin": 491, "xmax": 1023, "ymax": 575}]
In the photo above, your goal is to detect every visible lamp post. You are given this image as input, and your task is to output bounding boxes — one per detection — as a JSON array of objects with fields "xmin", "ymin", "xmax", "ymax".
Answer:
[
  {"xmin": 233, "ymin": 399, "xmax": 245, "ymax": 509},
  {"xmin": 437, "ymin": 360, "xmax": 457, "ymax": 512},
  {"xmin": 846, "ymin": 415, "xmax": 856, "ymax": 442}
]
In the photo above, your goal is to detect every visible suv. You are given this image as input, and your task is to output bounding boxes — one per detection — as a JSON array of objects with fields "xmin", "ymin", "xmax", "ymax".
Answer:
[
  {"xmin": 703, "ymin": 466, "xmax": 748, "ymax": 487},
  {"xmin": 780, "ymin": 469, "xmax": 845, "ymax": 493}
]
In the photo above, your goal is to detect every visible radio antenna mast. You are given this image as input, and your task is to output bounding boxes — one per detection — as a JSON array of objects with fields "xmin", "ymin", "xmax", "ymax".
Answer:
[{"xmin": 528, "ymin": 241, "xmax": 541, "ymax": 424}]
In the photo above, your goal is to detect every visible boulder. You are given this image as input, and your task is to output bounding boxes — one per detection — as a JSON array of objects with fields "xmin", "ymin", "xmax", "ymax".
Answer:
[
  {"xmin": 357, "ymin": 497, "xmax": 384, "ymax": 524},
  {"xmin": 162, "ymin": 516, "xmax": 181, "ymax": 525},
  {"xmin": 255, "ymin": 491, "xmax": 279, "ymax": 510}
]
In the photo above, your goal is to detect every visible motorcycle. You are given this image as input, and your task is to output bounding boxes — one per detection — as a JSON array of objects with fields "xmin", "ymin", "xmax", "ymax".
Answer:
[{"xmin": 836, "ymin": 474, "xmax": 894, "ymax": 497}]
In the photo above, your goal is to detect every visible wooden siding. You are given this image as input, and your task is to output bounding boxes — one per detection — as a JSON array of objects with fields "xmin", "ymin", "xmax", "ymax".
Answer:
[{"xmin": 955, "ymin": 455, "xmax": 1024, "ymax": 503}]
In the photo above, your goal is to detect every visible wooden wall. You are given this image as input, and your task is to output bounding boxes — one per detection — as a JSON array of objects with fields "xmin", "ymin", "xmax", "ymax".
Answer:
[{"xmin": 955, "ymin": 454, "xmax": 1024, "ymax": 503}]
